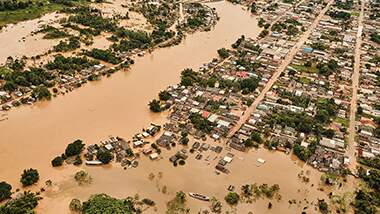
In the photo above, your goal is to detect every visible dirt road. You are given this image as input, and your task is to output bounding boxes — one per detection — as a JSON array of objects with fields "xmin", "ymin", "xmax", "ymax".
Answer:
[{"xmin": 347, "ymin": 0, "xmax": 365, "ymax": 172}]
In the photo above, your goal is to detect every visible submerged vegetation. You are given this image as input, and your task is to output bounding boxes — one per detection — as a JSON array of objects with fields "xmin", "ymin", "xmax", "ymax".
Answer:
[{"xmin": 0, "ymin": 191, "xmax": 41, "ymax": 213}]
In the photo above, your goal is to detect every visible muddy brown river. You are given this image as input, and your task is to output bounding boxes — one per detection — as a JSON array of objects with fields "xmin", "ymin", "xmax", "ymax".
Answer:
[{"xmin": 0, "ymin": 1, "xmax": 337, "ymax": 213}]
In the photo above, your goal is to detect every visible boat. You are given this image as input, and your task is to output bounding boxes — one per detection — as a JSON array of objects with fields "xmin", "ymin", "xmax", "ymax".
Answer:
[{"xmin": 188, "ymin": 192, "xmax": 210, "ymax": 201}]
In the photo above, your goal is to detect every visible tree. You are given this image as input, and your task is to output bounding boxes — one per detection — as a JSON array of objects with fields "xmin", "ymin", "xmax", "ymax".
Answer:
[
  {"xmin": 158, "ymin": 90, "xmax": 171, "ymax": 101},
  {"xmin": 20, "ymin": 169, "xmax": 39, "ymax": 186},
  {"xmin": 0, "ymin": 191, "xmax": 40, "ymax": 214},
  {"xmin": 178, "ymin": 160, "xmax": 186, "ymax": 165},
  {"xmin": 180, "ymin": 136, "xmax": 189, "ymax": 145},
  {"xmin": 32, "ymin": 86, "xmax": 51, "ymax": 100},
  {"xmin": 318, "ymin": 199, "xmax": 328, "ymax": 214},
  {"xmin": 97, "ymin": 150, "xmax": 113, "ymax": 164},
  {"xmin": 3, "ymin": 81, "xmax": 17, "ymax": 92},
  {"xmin": 65, "ymin": 139, "xmax": 85, "ymax": 157},
  {"xmin": 82, "ymin": 194, "xmax": 138, "ymax": 213},
  {"xmin": 225, "ymin": 192, "xmax": 239, "ymax": 205},
  {"xmin": 149, "ymin": 99, "xmax": 161, "ymax": 112},
  {"xmin": 239, "ymin": 77, "xmax": 259, "ymax": 94},
  {"xmin": 250, "ymin": 131, "xmax": 262, "ymax": 144},
  {"xmin": 250, "ymin": 2, "xmax": 257, "ymax": 13},
  {"xmin": 51, "ymin": 156, "xmax": 64, "ymax": 167},
  {"xmin": 180, "ymin": 68, "xmax": 198, "ymax": 86},
  {"xmin": 0, "ymin": 182, "xmax": 12, "ymax": 202},
  {"xmin": 217, "ymin": 48, "xmax": 229, "ymax": 59}
]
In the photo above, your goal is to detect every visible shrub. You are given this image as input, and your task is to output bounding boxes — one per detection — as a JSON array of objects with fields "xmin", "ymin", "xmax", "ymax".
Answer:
[
  {"xmin": 20, "ymin": 169, "xmax": 39, "ymax": 186},
  {"xmin": 225, "ymin": 192, "xmax": 239, "ymax": 205},
  {"xmin": 178, "ymin": 160, "xmax": 186, "ymax": 166},
  {"xmin": 51, "ymin": 156, "xmax": 64, "ymax": 167},
  {"xmin": 69, "ymin": 198, "xmax": 82, "ymax": 212}
]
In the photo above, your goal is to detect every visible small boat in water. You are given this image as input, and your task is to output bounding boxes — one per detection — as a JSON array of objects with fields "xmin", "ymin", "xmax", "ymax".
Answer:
[{"xmin": 188, "ymin": 192, "xmax": 210, "ymax": 201}]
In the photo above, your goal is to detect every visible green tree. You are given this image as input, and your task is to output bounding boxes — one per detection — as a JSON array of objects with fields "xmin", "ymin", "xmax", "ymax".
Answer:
[
  {"xmin": 149, "ymin": 99, "xmax": 161, "ymax": 112},
  {"xmin": 0, "ymin": 182, "xmax": 12, "ymax": 202},
  {"xmin": 51, "ymin": 156, "xmax": 64, "ymax": 167},
  {"xmin": 225, "ymin": 192, "xmax": 240, "ymax": 205},
  {"xmin": 97, "ymin": 150, "xmax": 113, "ymax": 164},
  {"xmin": 82, "ymin": 194, "xmax": 138, "ymax": 213},
  {"xmin": 20, "ymin": 169, "xmax": 39, "ymax": 186},
  {"xmin": 217, "ymin": 48, "xmax": 230, "ymax": 59},
  {"xmin": 65, "ymin": 139, "xmax": 85, "ymax": 157},
  {"xmin": 32, "ymin": 86, "xmax": 51, "ymax": 100},
  {"xmin": 158, "ymin": 90, "xmax": 171, "ymax": 101},
  {"xmin": 0, "ymin": 191, "xmax": 40, "ymax": 214},
  {"xmin": 2, "ymin": 81, "xmax": 17, "ymax": 92},
  {"xmin": 318, "ymin": 199, "xmax": 328, "ymax": 214}
]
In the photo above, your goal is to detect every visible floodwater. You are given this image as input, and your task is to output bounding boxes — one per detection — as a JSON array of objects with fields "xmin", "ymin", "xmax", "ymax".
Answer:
[
  {"xmin": 0, "ymin": 1, "xmax": 336, "ymax": 213},
  {"xmin": 0, "ymin": 12, "xmax": 65, "ymax": 63}
]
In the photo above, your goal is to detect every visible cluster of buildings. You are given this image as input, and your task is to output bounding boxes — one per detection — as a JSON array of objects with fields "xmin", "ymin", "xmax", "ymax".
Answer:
[
  {"xmin": 229, "ymin": 0, "xmax": 364, "ymax": 173},
  {"xmin": 356, "ymin": 0, "xmax": 380, "ymax": 158}
]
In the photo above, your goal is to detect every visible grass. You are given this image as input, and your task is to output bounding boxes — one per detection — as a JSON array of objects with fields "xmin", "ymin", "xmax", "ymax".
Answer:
[
  {"xmin": 0, "ymin": 3, "xmax": 63, "ymax": 27},
  {"xmin": 291, "ymin": 64, "xmax": 319, "ymax": 73},
  {"xmin": 0, "ymin": 0, "xmax": 90, "ymax": 28},
  {"xmin": 335, "ymin": 117, "xmax": 349, "ymax": 128},
  {"xmin": 351, "ymin": 11, "xmax": 360, "ymax": 17},
  {"xmin": 298, "ymin": 76, "xmax": 311, "ymax": 84}
]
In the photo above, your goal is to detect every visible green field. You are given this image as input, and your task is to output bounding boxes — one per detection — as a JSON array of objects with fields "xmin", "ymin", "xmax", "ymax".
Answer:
[
  {"xmin": 291, "ymin": 64, "xmax": 319, "ymax": 73},
  {"xmin": 0, "ymin": 0, "xmax": 90, "ymax": 28}
]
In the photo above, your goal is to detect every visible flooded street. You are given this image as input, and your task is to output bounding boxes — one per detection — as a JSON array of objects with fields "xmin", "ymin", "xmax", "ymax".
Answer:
[{"xmin": 0, "ymin": 1, "xmax": 337, "ymax": 213}]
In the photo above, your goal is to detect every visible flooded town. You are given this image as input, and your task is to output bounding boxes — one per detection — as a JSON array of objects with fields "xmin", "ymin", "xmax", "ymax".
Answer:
[{"xmin": 0, "ymin": 0, "xmax": 379, "ymax": 213}]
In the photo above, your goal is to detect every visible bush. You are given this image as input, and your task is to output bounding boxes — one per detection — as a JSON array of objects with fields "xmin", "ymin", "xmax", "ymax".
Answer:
[
  {"xmin": 65, "ymin": 139, "xmax": 85, "ymax": 157},
  {"xmin": 0, "ymin": 182, "xmax": 12, "ymax": 202},
  {"xmin": 225, "ymin": 192, "xmax": 239, "ymax": 205},
  {"xmin": 74, "ymin": 170, "xmax": 92, "ymax": 185},
  {"xmin": 20, "ymin": 169, "xmax": 39, "ymax": 186},
  {"xmin": 178, "ymin": 160, "xmax": 186, "ymax": 166},
  {"xmin": 51, "ymin": 156, "xmax": 64, "ymax": 167},
  {"xmin": 69, "ymin": 198, "xmax": 82, "ymax": 212},
  {"xmin": 318, "ymin": 199, "xmax": 328, "ymax": 214},
  {"xmin": 97, "ymin": 150, "xmax": 113, "ymax": 164}
]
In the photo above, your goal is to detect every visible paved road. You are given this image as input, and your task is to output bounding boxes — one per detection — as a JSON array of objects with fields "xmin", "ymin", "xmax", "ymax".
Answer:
[
  {"xmin": 347, "ymin": 0, "xmax": 365, "ymax": 172},
  {"xmin": 227, "ymin": 0, "xmax": 334, "ymax": 138}
]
